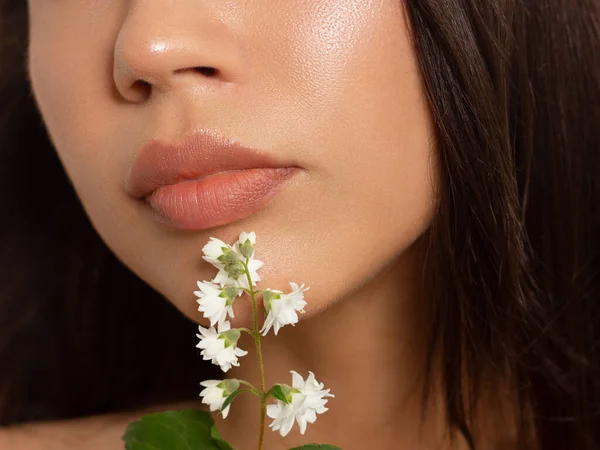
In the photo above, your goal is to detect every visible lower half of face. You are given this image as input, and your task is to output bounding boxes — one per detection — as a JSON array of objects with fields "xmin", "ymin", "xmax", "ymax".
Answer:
[{"xmin": 27, "ymin": 0, "xmax": 437, "ymax": 326}]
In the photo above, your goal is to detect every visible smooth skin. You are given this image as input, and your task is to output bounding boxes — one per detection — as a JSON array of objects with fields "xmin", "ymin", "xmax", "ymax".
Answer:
[{"xmin": 14, "ymin": 0, "xmax": 488, "ymax": 448}]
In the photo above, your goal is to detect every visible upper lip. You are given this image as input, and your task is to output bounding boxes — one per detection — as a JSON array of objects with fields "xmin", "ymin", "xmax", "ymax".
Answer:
[{"xmin": 126, "ymin": 129, "xmax": 289, "ymax": 200}]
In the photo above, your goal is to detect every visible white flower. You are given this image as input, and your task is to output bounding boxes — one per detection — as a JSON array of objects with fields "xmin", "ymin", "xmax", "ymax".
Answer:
[
  {"xmin": 201, "ymin": 233, "xmax": 264, "ymax": 289},
  {"xmin": 267, "ymin": 371, "xmax": 334, "ymax": 437},
  {"xmin": 260, "ymin": 282, "xmax": 309, "ymax": 336},
  {"xmin": 202, "ymin": 237, "xmax": 242, "ymax": 285},
  {"xmin": 202, "ymin": 237, "xmax": 232, "ymax": 268},
  {"xmin": 199, "ymin": 379, "xmax": 240, "ymax": 419},
  {"xmin": 196, "ymin": 321, "xmax": 248, "ymax": 372},
  {"xmin": 195, "ymin": 281, "xmax": 242, "ymax": 327},
  {"xmin": 232, "ymin": 231, "xmax": 264, "ymax": 289}
]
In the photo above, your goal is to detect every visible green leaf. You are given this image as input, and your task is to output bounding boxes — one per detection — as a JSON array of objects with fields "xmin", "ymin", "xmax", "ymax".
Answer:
[
  {"xmin": 268, "ymin": 384, "xmax": 291, "ymax": 403},
  {"xmin": 221, "ymin": 389, "xmax": 243, "ymax": 413},
  {"xmin": 213, "ymin": 437, "xmax": 235, "ymax": 450},
  {"xmin": 209, "ymin": 425, "xmax": 234, "ymax": 449},
  {"xmin": 123, "ymin": 408, "xmax": 235, "ymax": 450},
  {"xmin": 210, "ymin": 425, "xmax": 222, "ymax": 440},
  {"xmin": 289, "ymin": 445, "xmax": 343, "ymax": 450}
]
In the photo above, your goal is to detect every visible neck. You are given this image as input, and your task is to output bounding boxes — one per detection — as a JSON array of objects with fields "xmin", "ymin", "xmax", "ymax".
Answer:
[{"xmin": 216, "ymin": 241, "xmax": 465, "ymax": 449}]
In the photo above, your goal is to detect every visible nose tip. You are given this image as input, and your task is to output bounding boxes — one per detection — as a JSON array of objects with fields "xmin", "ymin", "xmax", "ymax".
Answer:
[{"xmin": 113, "ymin": 8, "xmax": 242, "ymax": 102}]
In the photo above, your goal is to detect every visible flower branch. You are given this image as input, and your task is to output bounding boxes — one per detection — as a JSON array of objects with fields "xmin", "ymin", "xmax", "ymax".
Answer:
[{"xmin": 122, "ymin": 231, "xmax": 340, "ymax": 450}]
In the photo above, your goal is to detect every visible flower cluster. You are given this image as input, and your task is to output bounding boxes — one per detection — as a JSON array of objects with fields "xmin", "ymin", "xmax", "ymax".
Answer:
[{"xmin": 195, "ymin": 231, "xmax": 333, "ymax": 440}]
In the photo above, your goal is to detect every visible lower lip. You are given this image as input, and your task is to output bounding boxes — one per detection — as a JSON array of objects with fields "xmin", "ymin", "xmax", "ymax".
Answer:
[{"xmin": 144, "ymin": 168, "xmax": 296, "ymax": 230}]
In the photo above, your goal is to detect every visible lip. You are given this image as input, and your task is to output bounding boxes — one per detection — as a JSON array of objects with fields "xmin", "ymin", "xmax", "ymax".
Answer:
[{"xmin": 126, "ymin": 130, "xmax": 297, "ymax": 230}]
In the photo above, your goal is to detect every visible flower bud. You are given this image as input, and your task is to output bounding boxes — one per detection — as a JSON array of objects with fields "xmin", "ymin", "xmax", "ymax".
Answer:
[
  {"xmin": 200, "ymin": 378, "xmax": 241, "ymax": 419},
  {"xmin": 216, "ymin": 250, "xmax": 245, "ymax": 278},
  {"xmin": 226, "ymin": 261, "xmax": 246, "ymax": 278},
  {"xmin": 220, "ymin": 329, "xmax": 242, "ymax": 348},
  {"xmin": 239, "ymin": 238, "xmax": 255, "ymax": 259},
  {"xmin": 219, "ymin": 378, "xmax": 241, "ymax": 396},
  {"xmin": 217, "ymin": 247, "xmax": 239, "ymax": 264},
  {"xmin": 220, "ymin": 285, "xmax": 240, "ymax": 305},
  {"xmin": 263, "ymin": 290, "xmax": 282, "ymax": 312}
]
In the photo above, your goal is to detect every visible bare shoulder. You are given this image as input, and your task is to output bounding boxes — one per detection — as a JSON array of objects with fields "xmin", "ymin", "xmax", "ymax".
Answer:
[{"xmin": 0, "ymin": 400, "xmax": 205, "ymax": 450}]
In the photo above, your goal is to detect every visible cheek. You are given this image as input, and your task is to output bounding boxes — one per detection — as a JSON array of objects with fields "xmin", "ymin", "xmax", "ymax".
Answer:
[
  {"xmin": 251, "ymin": 3, "xmax": 437, "ymax": 309},
  {"xmin": 27, "ymin": 4, "xmax": 127, "ymax": 190},
  {"xmin": 27, "ymin": 7, "xmax": 142, "ymax": 243},
  {"xmin": 252, "ymin": 0, "xmax": 437, "ymax": 235}
]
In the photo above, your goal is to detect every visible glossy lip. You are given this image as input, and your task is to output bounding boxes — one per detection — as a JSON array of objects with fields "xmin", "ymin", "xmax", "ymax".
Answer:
[{"xmin": 126, "ymin": 129, "xmax": 297, "ymax": 230}]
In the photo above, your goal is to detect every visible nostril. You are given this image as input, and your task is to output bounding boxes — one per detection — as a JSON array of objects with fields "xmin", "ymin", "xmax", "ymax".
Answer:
[
  {"xmin": 194, "ymin": 66, "xmax": 218, "ymax": 77},
  {"xmin": 134, "ymin": 79, "xmax": 151, "ymax": 89},
  {"xmin": 130, "ymin": 79, "xmax": 152, "ymax": 100}
]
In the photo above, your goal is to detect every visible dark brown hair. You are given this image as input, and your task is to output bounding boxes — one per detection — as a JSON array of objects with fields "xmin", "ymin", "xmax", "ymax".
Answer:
[{"xmin": 1, "ymin": 1, "xmax": 599, "ymax": 449}]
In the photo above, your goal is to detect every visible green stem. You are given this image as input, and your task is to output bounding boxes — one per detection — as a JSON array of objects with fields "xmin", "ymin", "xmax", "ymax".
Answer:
[
  {"xmin": 238, "ymin": 388, "xmax": 262, "ymax": 397},
  {"xmin": 241, "ymin": 287, "xmax": 264, "ymax": 295},
  {"xmin": 255, "ymin": 334, "xmax": 266, "ymax": 450},
  {"xmin": 244, "ymin": 265, "xmax": 258, "ymax": 335},
  {"xmin": 259, "ymin": 393, "xmax": 267, "ymax": 449},
  {"xmin": 238, "ymin": 379, "xmax": 260, "ymax": 393},
  {"xmin": 243, "ymin": 259, "xmax": 267, "ymax": 450}
]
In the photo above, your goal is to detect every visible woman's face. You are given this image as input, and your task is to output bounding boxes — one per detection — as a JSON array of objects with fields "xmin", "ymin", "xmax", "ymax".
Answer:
[{"xmin": 27, "ymin": 0, "xmax": 436, "ymax": 324}]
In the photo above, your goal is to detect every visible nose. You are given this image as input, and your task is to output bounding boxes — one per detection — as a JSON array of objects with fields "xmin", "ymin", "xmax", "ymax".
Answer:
[{"xmin": 113, "ymin": 2, "xmax": 243, "ymax": 102}]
